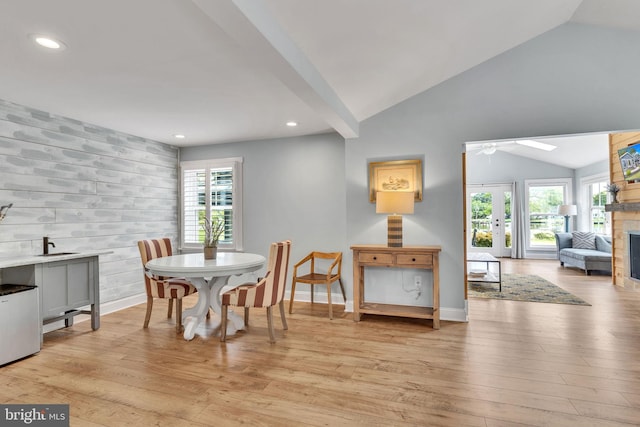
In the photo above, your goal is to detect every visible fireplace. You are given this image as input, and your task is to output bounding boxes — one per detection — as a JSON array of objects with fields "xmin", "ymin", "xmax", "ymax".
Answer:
[{"xmin": 630, "ymin": 232, "xmax": 640, "ymax": 280}]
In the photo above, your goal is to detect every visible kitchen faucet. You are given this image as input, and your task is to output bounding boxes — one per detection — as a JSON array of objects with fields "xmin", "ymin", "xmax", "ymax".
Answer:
[{"xmin": 43, "ymin": 236, "xmax": 55, "ymax": 255}]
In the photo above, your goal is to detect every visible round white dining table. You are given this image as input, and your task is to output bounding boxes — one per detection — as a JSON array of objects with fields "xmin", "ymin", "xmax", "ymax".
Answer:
[{"xmin": 145, "ymin": 252, "xmax": 265, "ymax": 340}]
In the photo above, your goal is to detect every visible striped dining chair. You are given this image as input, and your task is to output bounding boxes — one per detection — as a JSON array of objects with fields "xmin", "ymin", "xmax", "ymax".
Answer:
[
  {"xmin": 137, "ymin": 238, "xmax": 198, "ymax": 333},
  {"xmin": 220, "ymin": 240, "xmax": 292, "ymax": 343}
]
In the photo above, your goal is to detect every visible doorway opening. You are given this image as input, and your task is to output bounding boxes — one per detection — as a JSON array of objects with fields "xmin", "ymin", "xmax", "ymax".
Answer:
[{"xmin": 466, "ymin": 184, "xmax": 512, "ymax": 258}]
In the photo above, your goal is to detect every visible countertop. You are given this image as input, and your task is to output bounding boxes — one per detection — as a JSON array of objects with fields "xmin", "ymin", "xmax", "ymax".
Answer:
[{"xmin": 0, "ymin": 251, "xmax": 113, "ymax": 269}]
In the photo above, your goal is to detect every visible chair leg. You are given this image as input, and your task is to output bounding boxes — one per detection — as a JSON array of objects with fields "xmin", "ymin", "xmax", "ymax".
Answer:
[
  {"xmin": 144, "ymin": 296, "xmax": 153, "ymax": 328},
  {"xmin": 289, "ymin": 279, "xmax": 297, "ymax": 314},
  {"xmin": 266, "ymin": 306, "xmax": 276, "ymax": 343},
  {"xmin": 279, "ymin": 300, "xmax": 288, "ymax": 330},
  {"xmin": 338, "ymin": 278, "xmax": 347, "ymax": 303},
  {"xmin": 175, "ymin": 298, "xmax": 183, "ymax": 334},
  {"xmin": 244, "ymin": 307, "xmax": 250, "ymax": 325},
  {"xmin": 327, "ymin": 282, "xmax": 333, "ymax": 320},
  {"xmin": 220, "ymin": 305, "xmax": 228, "ymax": 342},
  {"xmin": 167, "ymin": 298, "xmax": 173, "ymax": 319},
  {"xmin": 310, "ymin": 284, "xmax": 314, "ymax": 304}
]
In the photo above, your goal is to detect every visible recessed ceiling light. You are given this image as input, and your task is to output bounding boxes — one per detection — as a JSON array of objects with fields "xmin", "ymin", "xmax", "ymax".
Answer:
[
  {"xmin": 286, "ymin": 121, "xmax": 298, "ymax": 127},
  {"xmin": 515, "ymin": 139, "xmax": 556, "ymax": 151},
  {"xmin": 174, "ymin": 134, "xmax": 186, "ymax": 139},
  {"xmin": 30, "ymin": 34, "xmax": 66, "ymax": 50}
]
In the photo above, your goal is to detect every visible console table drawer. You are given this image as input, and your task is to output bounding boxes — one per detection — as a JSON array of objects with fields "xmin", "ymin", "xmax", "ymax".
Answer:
[
  {"xmin": 397, "ymin": 254, "xmax": 433, "ymax": 267},
  {"xmin": 358, "ymin": 253, "xmax": 394, "ymax": 265}
]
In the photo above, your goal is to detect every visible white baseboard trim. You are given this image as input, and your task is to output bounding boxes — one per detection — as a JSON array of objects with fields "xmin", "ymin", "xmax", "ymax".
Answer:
[
  {"xmin": 285, "ymin": 290, "xmax": 345, "ymax": 306},
  {"xmin": 45, "ymin": 292, "xmax": 468, "ymax": 334},
  {"xmin": 441, "ymin": 306, "xmax": 468, "ymax": 322},
  {"xmin": 102, "ymin": 293, "xmax": 148, "ymax": 315},
  {"xmin": 286, "ymin": 291, "xmax": 468, "ymax": 323}
]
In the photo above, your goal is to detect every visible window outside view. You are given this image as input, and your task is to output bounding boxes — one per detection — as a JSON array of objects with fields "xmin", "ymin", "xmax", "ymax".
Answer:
[
  {"xmin": 590, "ymin": 181, "xmax": 608, "ymax": 234},
  {"xmin": 528, "ymin": 185, "xmax": 565, "ymax": 247},
  {"xmin": 183, "ymin": 167, "xmax": 234, "ymax": 247}
]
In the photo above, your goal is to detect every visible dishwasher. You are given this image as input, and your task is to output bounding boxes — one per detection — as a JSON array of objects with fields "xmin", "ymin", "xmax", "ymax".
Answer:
[{"xmin": 0, "ymin": 284, "xmax": 41, "ymax": 366}]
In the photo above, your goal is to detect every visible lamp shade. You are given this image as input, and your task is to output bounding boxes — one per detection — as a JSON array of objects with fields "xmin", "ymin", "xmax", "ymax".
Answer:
[
  {"xmin": 376, "ymin": 192, "xmax": 414, "ymax": 214},
  {"xmin": 557, "ymin": 204, "xmax": 577, "ymax": 216}
]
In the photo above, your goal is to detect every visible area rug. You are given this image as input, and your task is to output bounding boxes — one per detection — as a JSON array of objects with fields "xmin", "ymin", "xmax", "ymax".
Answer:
[{"xmin": 468, "ymin": 273, "xmax": 590, "ymax": 305}]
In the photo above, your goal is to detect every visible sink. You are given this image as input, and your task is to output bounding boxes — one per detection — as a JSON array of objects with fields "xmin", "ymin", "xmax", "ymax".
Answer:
[{"xmin": 39, "ymin": 252, "xmax": 77, "ymax": 257}]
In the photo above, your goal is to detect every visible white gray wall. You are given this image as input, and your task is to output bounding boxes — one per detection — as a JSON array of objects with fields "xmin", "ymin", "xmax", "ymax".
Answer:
[
  {"xmin": 466, "ymin": 151, "xmax": 574, "ymax": 185},
  {"xmin": 0, "ymin": 99, "xmax": 179, "ymax": 303},
  {"xmin": 180, "ymin": 133, "xmax": 347, "ymax": 290}
]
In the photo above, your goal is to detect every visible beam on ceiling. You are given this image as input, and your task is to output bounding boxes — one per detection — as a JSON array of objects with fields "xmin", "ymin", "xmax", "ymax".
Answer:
[{"xmin": 192, "ymin": 0, "xmax": 359, "ymax": 139}]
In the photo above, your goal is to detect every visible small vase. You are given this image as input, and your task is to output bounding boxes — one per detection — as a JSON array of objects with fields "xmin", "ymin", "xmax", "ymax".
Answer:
[
  {"xmin": 612, "ymin": 193, "xmax": 619, "ymax": 203},
  {"xmin": 204, "ymin": 246, "xmax": 217, "ymax": 260}
]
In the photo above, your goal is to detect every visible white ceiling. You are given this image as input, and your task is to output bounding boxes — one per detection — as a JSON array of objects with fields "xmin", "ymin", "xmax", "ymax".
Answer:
[
  {"xmin": 1, "ymin": 0, "xmax": 638, "ymax": 150},
  {"xmin": 466, "ymin": 133, "xmax": 610, "ymax": 169}
]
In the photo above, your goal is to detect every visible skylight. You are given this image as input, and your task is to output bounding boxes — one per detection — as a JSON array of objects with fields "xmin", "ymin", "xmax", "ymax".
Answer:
[{"xmin": 515, "ymin": 139, "xmax": 556, "ymax": 151}]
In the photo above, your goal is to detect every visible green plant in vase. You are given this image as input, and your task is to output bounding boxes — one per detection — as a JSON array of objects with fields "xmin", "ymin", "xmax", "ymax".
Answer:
[
  {"xmin": 202, "ymin": 217, "xmax": 224, "ymax": 259},
  {"xmin": 606, "ymin": 183, "xmax": 621, "ymax": 203}
]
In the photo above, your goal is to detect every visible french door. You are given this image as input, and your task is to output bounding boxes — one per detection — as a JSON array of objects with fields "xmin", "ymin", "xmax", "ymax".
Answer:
[{"xmin": 466, "ymin": 184, "xmax": 512, "ymax": 257}]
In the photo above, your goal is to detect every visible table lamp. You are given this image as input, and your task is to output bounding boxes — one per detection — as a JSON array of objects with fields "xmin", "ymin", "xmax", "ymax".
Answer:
[
  {"xmin": 376, "ymin": 191, "xmax": 414, "ymax": 247},
  {"xmin": 558, "ymin": 204, "xmax": 577, "ymax": 232}
]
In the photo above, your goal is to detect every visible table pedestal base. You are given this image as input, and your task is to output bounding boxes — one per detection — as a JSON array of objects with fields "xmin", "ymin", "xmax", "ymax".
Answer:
[{"xmin": 182, "ymin": 276, "xmax": 245, "ymax": 340}]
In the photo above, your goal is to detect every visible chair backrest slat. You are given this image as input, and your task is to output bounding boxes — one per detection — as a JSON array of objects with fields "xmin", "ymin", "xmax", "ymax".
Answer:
[
  {"xmin": 269, "ymin": 240, "xmax": 291, "ymax": 306},
  {"xmin": 224, "ymin": 240, "xmax": 291, "ymax": 308}
]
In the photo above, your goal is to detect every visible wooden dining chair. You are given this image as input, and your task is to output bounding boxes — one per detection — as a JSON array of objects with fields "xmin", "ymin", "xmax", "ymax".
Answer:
[
  {"xmin": 289, "ymin": 251, "xmax": 345, "ymax": 320},
  {"xmin": 137, "ymin": 238, "xmax": 198, "ymax": 333},
  {"xmin": 220, "ymin": 240, "xmax": 291, "ymax": 343}
]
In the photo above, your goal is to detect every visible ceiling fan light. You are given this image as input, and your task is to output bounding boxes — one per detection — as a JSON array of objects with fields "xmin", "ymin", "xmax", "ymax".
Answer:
[
  {"xmin": 481, "ymin": 142, "xmax": 497, "ymax": 155},
  {"xmin": 516, "ymin": 139, "xmax": 556, "ymax": 151}
]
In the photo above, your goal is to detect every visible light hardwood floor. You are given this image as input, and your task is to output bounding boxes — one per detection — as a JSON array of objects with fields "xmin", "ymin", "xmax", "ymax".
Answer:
[{"xmin": 2, "ymin": 259, "xmax": 640, "ymax": 426}]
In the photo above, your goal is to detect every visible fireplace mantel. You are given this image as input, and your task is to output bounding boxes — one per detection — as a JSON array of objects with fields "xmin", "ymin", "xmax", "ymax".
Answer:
[{"xmin": 605, "ymin": 203, "xmax": 640, "ymax": 212}]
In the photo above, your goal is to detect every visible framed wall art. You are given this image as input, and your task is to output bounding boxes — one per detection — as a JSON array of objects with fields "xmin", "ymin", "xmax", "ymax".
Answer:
[{"xmin": 368, "ymin": 159, "xmax": 422, "ymax": 202}]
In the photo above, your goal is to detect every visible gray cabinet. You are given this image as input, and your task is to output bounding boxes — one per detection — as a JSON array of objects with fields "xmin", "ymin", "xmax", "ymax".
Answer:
[
  {"xmin": 37, "ymin": 257, "xmax": 100, "ymax": 330},
  {"xmin": 1, "ymin": 255, "xmax": 101, "ymax": 332}
]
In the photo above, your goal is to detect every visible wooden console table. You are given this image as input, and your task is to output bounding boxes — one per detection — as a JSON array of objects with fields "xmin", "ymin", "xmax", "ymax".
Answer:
[{"xmin": 351, "ymin": 244, "xmax": 441, "ymax": 329}]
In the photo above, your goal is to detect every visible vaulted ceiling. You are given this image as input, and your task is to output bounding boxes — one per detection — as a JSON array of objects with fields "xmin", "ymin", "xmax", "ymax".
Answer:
[{"xmin": 1, "ymin": 0, "xmax": 638, "ymax": 149}]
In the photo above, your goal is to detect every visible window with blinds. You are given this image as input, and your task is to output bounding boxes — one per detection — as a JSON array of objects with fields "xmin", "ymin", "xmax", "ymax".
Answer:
[{"xmin": 180, "ymin": 158, "xmax": 243, "ymax": 251}]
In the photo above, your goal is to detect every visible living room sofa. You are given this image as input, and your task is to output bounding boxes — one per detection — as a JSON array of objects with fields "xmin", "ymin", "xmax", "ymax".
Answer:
[{"xmin": 555, "ymin": 232, "xmax": 612, "ymax": 275}]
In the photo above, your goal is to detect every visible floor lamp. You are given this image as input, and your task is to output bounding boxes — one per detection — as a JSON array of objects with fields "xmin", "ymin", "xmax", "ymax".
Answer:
[
  {"xmin": 558, "ymin": 204, "xmax": 577, "ymax": 232},
  {"xmin": 376, "ymin": 191, "xmax": 415, "ymax": 247}
]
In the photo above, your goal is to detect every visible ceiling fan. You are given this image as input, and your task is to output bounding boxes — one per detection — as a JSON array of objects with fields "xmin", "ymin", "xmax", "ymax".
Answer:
[{"xmin": 467, "ymin": 139, "xmax": 557, "ymax": 155}]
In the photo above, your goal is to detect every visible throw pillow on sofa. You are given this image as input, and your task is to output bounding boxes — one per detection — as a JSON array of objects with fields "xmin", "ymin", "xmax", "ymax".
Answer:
[
  {"xmin": 572, "ymin": 231, "xmax": 596, "ymax": 249},
  {"xmin": 595, "ymin": 235, "xmax": 612, "ymax": 253}
]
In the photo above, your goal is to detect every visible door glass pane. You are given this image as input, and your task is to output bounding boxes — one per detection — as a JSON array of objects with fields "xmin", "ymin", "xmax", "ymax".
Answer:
[
  {"xmin": 529, "ymin": 185, "xmax": 565, "ymax": 247},
  {"xmin": 504, "ymin": 191, "xmax": 512, "ymax": 248},
  {"xmin": 471, "ymin": 192, "xmax": 492, "ymax": 248}
]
